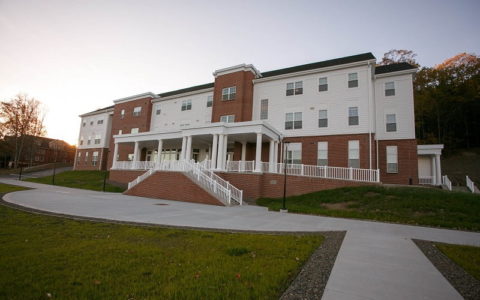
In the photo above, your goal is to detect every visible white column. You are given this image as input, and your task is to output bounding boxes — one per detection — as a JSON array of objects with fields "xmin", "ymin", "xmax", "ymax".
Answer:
[
  {"xmin": 268, "ymin": 139, "xmax": 275, "ymax": 172},
  {"xmin": 241, "ymin": 141, "xmax": 247, "ymax": 161},
  {"xmin": 211, "ymin": 134, "xmax": 218, "ymax": 169},
  {"xmin": 431, "ymin": 156, "xmax": 436, "ymax": 185},
  {"xmin": 435, "ymin": 154, "xmax": 441, "ymax": 186},
  {"xmin": 223, "ymin": 134, "xmax": 228, "ymax": 169},
  {"xmin": 216, "ymin": 134, "xmax": 224, "ymax": 170},
  {"xmin": 156, "ymin": 139, "xmax": 163, "ymax": 163},
  {"xmin": 180, "ymin": 136, "xmax": 187, "ymax": 160},
  {"xmin": 274, "ymin": 141, "xmax": 279, "ymax": 164},
  {"xmin": 112, "ymin": 142, "xmax": 119, "ymax": 168},
  {"xmin": 132, "ymin": 141, "xmax": 140, "ymax": 169},
  {"xmin": 186, "ymin": 136, "xmax": 192, "ymax": 161},
  {"xmin": 255, "ymin": 133, "xmax": 263, "ymax": 172}
]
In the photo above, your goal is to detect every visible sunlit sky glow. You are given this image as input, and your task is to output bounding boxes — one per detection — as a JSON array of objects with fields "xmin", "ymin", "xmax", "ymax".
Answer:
[{"xmin": 1, "ymin": 0, "xmax": 479, "ymax": 145}]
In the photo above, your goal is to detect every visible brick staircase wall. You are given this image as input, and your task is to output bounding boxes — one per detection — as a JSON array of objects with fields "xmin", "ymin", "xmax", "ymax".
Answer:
[{"xmin": 124, "ymin": 171, "xmax": 224, "ymax": 206}]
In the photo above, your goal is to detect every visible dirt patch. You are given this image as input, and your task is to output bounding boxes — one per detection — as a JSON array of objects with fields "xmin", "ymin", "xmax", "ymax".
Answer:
[{"xmin": 322, "ymin": 202, "xmax": 355, "ymax": 211}]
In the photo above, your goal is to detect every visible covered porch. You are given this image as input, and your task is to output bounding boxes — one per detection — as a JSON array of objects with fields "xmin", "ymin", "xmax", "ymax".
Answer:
[{"xmin": 417, "ymin": 144, "xmax": 444, "ymax": 186}]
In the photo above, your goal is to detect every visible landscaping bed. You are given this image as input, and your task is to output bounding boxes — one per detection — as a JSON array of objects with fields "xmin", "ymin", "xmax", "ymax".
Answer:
[{"xmin": 257, "ymin": 185, "xmax": 480, "ymax": 230}]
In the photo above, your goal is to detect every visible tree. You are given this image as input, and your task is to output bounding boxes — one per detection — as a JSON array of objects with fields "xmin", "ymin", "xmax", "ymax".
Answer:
[
  {"xmin": 379, "ymin": 49, "xmax": 419, "ymax": 67},
  {"xmin": 0, "ymin": 94, "xmax": 46, "ymax": 168}
]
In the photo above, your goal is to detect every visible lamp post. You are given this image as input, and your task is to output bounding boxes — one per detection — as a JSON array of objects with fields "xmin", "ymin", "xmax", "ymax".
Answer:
[{"xmin": 281, "ymin": 141, "xmax": 289, "ymax": 213}]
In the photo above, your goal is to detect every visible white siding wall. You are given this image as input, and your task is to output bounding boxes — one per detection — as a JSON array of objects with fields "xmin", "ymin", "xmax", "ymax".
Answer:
[
  {"xmin": 374, "ymin": 73, "xmax": 416, "ymax": 140},
  {"xmin": 78, "ymin": 111, "xmax": 112, "ymax": 149},
  {"xmin": 150, "ymin": 91, "xmax": 213, "ymax": 131},
  {"xmin": 252, "ymin": 65, "xmax": 372, "ymax": 137}
]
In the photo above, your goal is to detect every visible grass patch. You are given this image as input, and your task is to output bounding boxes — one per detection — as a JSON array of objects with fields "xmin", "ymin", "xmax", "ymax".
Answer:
[
  {"xmin": 0, "ymin": 183, "xmax": 323, "ymax": 299},
  {"xmin": 25, "ymin": 170, "xmax": 125, "ymax": 193},
  {"xmin": 257, "ymin": 185, "xmax": 480, "ymax": 230},
  {"xmin": 436, "ymin": 243, "xmax": 480, "ymax": 281}
]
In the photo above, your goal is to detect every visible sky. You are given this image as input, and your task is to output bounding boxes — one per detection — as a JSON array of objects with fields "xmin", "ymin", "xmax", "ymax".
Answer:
[{"xmin": 1, "ymin": 0, "xmax": 479, "ymax": 145}]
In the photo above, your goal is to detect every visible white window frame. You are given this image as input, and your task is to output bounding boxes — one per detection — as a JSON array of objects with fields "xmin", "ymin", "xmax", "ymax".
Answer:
[
  {"xmin": 92, "ymin": 151, "xmax": 99, "ymax": 166},
  {"xmin": 94, "ymin": 135, "xmax": 101, "ymax": 145},
  {"xmin": 285, "ymin": 112, "xmax": 302, "ymax": 130},
  {"xmin": 260, "ymin": 99, "xmax": 268, "ymax": 120},
  {"xmin": 319, "ymin": 77, "xmax": 328, "ymax": 92},
  {"xmin": 220, "ymin": 115, "xmax": 235, "ymax": 123},
  {"xmin": 206, "ymin": 95, "xmax": 213, "ymax": 107},
  {"xmin": 97, "ymin": 119, "xmax": 103, "ymax": 125},
  {"xmin": 385, "ymin": 81, "xmax": 395, "ymax": 96},
  {"xmin": 131, "ymin": 128, "xmax": 139, "ymax": 134},
  {"xmin": 181, "ymin": 99, "xmax": 192, "ymax": 111},
  {"xmin": 318, "ymin": 109, "xmax": 328, "ymax": 128},
  {"xmin": 348, "ymin": 140, "xmax": 360, "ymax": 168},
  {"xmin": 222, "ymin": 87, "xmax": 236, "ymax": 101},
  {"xmin": 348, "ymin": 72, "xmax": 358, "ymax": 88},
  {"xmin": 85, "ymin": 152, "xmax": 89, "ymax": 162},
  {"xmin": 79, "ymin": 137, "xmax": 84, "ymax": 146},
  {"xmin": 286, "ymin": 143, "xmax": 302, "ymax": 164},
  {"xmin": 133, "ymin": 106, "xmax": 142, "ymax": 116},
  {"xmin": 286, "ymin": 81, "xmax": 303, "ymax": 96},
  {"xmin": 120, "ymin": 109, "xmax": 125, "ymax": 119},
  {"xmin": 386, "ymin": 114, "xmax": 397, "ymax": 132},
  {"xmin": 317, "ymin": 142, "xmax": 328, "ymax": 166},
  {"xmin": 386, "ymin": 146, "xmax": 398, "ymax": 173},
  {"xmin": 156, "ymin": 108, "xmax": 161, "ymax": 115},
  {"xmin": 348, "ymin": 107, "xmax": 359, "ymax": 126}
]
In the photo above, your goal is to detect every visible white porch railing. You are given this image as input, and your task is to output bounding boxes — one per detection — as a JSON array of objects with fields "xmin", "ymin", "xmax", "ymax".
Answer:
[
  {"xmin": 466, "ymin": 175, "xmax": 478, "ymax": 193},
  {"xmin": 419, "ymin": 176, "xmax": 433, "ymax": 185},
  {"xmin": 225, "ymin": 160, "xmax": 255, "ymax": 173},
  {"xmin": 124, "ymin": 159, "xmax": 242, "ymax": 206},
  {"xmin": 442, "ymin": 175, "xmax": 452, "ymax": 191}
]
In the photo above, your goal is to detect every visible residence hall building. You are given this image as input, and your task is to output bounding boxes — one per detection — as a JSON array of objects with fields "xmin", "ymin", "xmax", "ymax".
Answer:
[{"xmin": 75, "ymin": 53, "xmax": 443, "ymax": 205}]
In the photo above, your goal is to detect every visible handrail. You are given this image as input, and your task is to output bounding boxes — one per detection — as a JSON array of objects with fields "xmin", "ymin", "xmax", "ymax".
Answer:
[
  {"xmin": 466, "ymin": 175, "xmax": 476, "ymax": 193},
  {"xmin": 442, "ymin": 175, "xmax": 452, "ymax": 191}
]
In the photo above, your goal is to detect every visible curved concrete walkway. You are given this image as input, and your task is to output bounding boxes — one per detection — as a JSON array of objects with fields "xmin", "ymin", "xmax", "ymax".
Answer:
[{"xmin": 2, "ymin": 178, "xmax": 479, "ymax": 300}]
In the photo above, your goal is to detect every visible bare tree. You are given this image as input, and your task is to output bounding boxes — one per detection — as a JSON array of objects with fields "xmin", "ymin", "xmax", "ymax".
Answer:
[
  {"xmin": 0, "ymin": 94, "xmax": 46, "ymax": 168},
  {"xmin": 379, "ymin": 49, "xmax": 420, "ymax": 67}
]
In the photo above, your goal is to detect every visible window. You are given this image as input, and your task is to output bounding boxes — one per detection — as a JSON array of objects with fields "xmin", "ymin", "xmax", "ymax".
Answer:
[
  {"xmin": 92, "ymin": 151, "xmax": 99, "ymax": 166},
  {"xmin": 87, "ymin": 137, "xmax": 91, "ymax": 145},
  {"xmin": 319, "ymin": 77, "xmax": 328, "ymax": 92},
  {"xmin": 348, "ymin": 72, "xmax": 358, "ymax": 88},
  {"xmin": 131, "ymin": 128, "xmax": 139, "ymax": 134},
  {"xmin": 222, "ymin": 87, "xmax": 236, "ymax": 100},
  {"xmin": 285, "ymin": 112, "xmax": 302, "ymax": 130},
  {"xmin": 82, "ymin": 122, "xmax": 86, "ymax": 127},
  {"xmin": 94, "ymin": 135, "xmax": 101, "ymax": 145},
  {"xmin": 206, "ymin": 95, "xmax": 213, "ymax": 107},
  {"xmin": 317, "ymin": 142, "xmax": 328, "ymax": 166},
  {"xmin": 97, "ymin": 119, "xmax": 103, "ymax": 125},
  {"xmin": 133, "ymin": 106, "xmax": 142, "ymax": 116},
  {"xmin": 78, "ymin": 152, "xmax": 81, "ymax": 158},
  {"xmin": 120, "ymin": 109, "xmax": 125, "ymax": 119},
  {"xmin": 386, "ymin": 114, "xmax": 397, "ymax": 132},
  {"xmin": 286, "ymin": 81, "xmax": 303, "ymax": 96},
  {"xmin": 90, "ymin": 121, "xmax": 93, "ymax": 125},
  {"xmin": 181, "ymin": 100, "xmax": 192, "ymax": 111},
  {"xmin": 79, "ymin": 137, "xmax": 84, "ymax": 146},
  {"xmin": 386, "ymin": 146, "xmax": 398, "ymax": 173},
  {"xmin": 220, "ymin": 115, "xmax": 235, "ymax": 123},
  {"xmin": 260, "ymin": 99, "xmax": 268, "ymax": 120},
  {"xmin": 348, "ymin": 107, "xmax": 359, "ymax": 126},
  {"xmin": 156, "ymin": 108, "xmax": 161, "ymax": 115},
  {"xmin": 318, "ymin": 110, "xmax": 328, "ymax": 128},
  {"xmin": 118, "ymin": 130, "xmax": 122, "ymax": 135},
  {"xmin": 385, "ymin": 82, "xmax": 395, "ymax": 96},
  {"xmin": 286, "ymin": 143, "xmax": 302, "ymax": 164},
  {"xmin": 85, "ymin": 152, "xmax": 89, "ymax": 162},
  {"xmin": 348, "ymin": 140, "xmax": 360, "ymax": 168}
]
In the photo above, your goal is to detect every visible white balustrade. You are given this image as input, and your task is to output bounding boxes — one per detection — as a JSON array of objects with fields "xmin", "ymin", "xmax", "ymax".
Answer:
[
  {"xmin": 442, "ymin": 175, "xmax": 452, "ymax": 191},
  {"xmin": 466, "ymin": 175, "xmax": 477, "ymax": 193}
]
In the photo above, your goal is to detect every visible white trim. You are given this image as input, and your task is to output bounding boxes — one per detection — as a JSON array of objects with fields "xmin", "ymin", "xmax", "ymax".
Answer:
[
  {"xmin": 417, "ymin": 144, "xmax": 444, "ymax": 155},
  {"xmin": 152, "ymin": 87, "xmax": 214, "ymax": 103},
  {"xmin": 253, "ymin": 59, "xmax": 376, "ymax": 84},
  {"xmin": 213, "ymin": 64, "xmax": 262, "ymax": 78},
  {"xmin": 375, "ymin": 68, "xmax": 417, "ymax": 78},
  {"xmin": 113, "ymin": 92, "xmax": 159, "ymax": 104},
  {"xmin": 79, "ymin": 107, "xmax": 114, "ymax": 117}
]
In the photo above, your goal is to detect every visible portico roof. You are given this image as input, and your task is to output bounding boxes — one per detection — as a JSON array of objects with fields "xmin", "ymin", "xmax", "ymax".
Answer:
[{"xmin": 113, "ymin": 121, "xmax": 283, "ymax": 144}]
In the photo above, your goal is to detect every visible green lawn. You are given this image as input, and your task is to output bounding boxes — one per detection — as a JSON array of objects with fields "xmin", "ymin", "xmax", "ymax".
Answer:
[
  {"xmin": 0, "ymin": 183, "xmax": 323, "ymax": 299},
  {"xmin": 25, "ymin": 170, "xmax": 125, "ymax": 193},
  {"xmin": 436, "ymin": 243, "xmax": 480, "ymax": 281},
  {"xmin": 257, "ymin": 186, "xmax": 480, "ymax": 230}
]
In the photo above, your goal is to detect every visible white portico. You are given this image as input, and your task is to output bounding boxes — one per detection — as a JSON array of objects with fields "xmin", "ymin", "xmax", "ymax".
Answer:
[
  {"xmin": 111, "ymin": 121, "xmax": 282, "ymax": 172},
  {"xmin": 417, "ymin": 144, "xmax": 444, "ymax": 186}
]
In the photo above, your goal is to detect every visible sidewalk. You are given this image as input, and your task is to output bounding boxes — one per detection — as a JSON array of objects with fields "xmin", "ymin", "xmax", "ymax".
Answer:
[{"xmin": 1, "ymin": 178, "xmax": 478, "ymax": 300}]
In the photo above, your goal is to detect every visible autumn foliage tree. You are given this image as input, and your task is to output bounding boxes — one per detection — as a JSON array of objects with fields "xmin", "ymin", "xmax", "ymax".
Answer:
[
  {"xmin": 0, "ymin": 94, "xmax": 46, "ymax": 168},
  {"xmin": 379, "ymin": 49, "xmax": 420, "ymax": 67}
]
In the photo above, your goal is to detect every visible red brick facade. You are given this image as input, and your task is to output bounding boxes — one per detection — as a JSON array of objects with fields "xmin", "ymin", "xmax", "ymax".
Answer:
[
  {"xmin": 217, "ymin": 172, "xmax": 376, "ymax": 200},
  {"xmin": 75, "ymin": 148, "xmax": 109, "ymax": 170},
  {"xmin": 107, "ymin": 97, "xmax": 153, "ymax": 169},
  {"xmin": 378, "ymin": 139, "xmax": 418, "ymax": 185},
  {"xmin": 124, "ymin": 171, "xmax": 223, "ymax": 206},
  {"xmin": 212, "ymin": 70, "xmax": 255, "ymax": 122}
]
